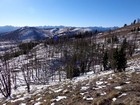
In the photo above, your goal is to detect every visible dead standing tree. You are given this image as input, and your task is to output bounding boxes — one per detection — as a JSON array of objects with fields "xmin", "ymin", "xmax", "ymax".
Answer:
[
  {"xmin": 21, "ymin": 63, "xmax": 31, "ymax": 93},
  {"xmin": 0, "ymin": 56, "xmax": 11, "ymax": 98}
]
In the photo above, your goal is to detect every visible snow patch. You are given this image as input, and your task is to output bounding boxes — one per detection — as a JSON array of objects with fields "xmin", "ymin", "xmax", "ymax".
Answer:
[
  {"xmin": 81, "ymin": 86, "xmax": 89, "ymax": 91},
  {"xmin": 34, "ymin": 102, "xmax": 41, "ymax": 105},
  {"xmin": 36, "ymin": 97, "xmax": 42, "ymax": 101},
  {"xmin": 125, "ymin": 81, "xmax": 130, "ymax": 84},
  {"xmin": 108, "ymin": 77, "xmax": 113, "ymax": 80},
  {"xmin": 118, "ymin": 93, "xmax": 127, "ymax": 98},
  {"xmin": 53, "ymin": 89, "xmax": 63, "ymax": 93},
  {"xmin": 114, "ymin": 86, "xmax": 122, "ymax": 90},
  {"xmin": 10, "ymin": 97, "xmax": 26, "ymax": 103},
  {"xmin": 86, "ymin": 97, "xmax": 93, "ymax": 101},
  {"xmin": 100, "ymin": 92, "xmax": 106, "ymax": 96},
  {"xmin": 96, "ymin": 81, "xmax": 103, "ymax": 85},
  {"xmin": 51, "ymin": 103, "xmax": 55, "ymax": 105},
  {"xmin": 112, "ymin": 98, "xmax": 117, "ymax": 101},
  {"xmin": 80, "ymin": 93, "xmax": 85, "ymax": 95},
  {"xmin": 52, "ymin": 96, "xmax": 67, "ymax": 102},
  {"xmin": 19, "ymin": 103, "xmax": 26, "ymax": 105}
]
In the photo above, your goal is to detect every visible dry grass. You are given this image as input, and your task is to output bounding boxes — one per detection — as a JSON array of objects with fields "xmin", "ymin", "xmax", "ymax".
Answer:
[{"xmin": 1, "ymin": 71, "xmax": 140, "ymax": 105}]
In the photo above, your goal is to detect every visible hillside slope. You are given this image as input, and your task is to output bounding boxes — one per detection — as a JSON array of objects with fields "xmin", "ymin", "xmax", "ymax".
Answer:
[{"xmin": 0, "ymin": 68, "xmax": 139, "ymax": 105}]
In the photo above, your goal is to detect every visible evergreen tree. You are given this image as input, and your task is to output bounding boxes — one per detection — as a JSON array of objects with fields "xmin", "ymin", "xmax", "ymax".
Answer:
[
  {"xmin": 113, "ymin": 48, "xmax": 119, "ymax": 72},
  {"xmin": 66, "ymin": 54, "xmax": 80, "ymax": 79},
  {"xmin": 94, "ymin": 30, "xmax": 98, "ymax": 34},
  {"xmin": 133, "ymin": 19, "xmax": 136, "ymax": 24},
  {"xmin": 121, "ymin": 38, "xmax": 127, "ymax": 49},
  {"xmin": 116, "ymin": 39, "xmax": 127, "ymax": 72},
  {"xmin": 103, "ymin": 50, "xmax": 108, "ymax": 70},
  {"xmin": 107, "ymin": 38, "xmax": 111, "ymax": 43},
  {"xmin": 117, "ymin": 46, "xmax": 127, "ymax": 72},
  {"xmin": 137, "ymin": 27, "xmax": 140, "ymax": 31},
  {"xmin": 112, "ymin": 36, "xmax": 119, "ymax": 43},
  {"xmin": 124, "ymin": 24, "xmax": 127, "ymax": 27},
  {"xmin": 128, "ymin": 43, "xmax": 135, "ymax": 57}
]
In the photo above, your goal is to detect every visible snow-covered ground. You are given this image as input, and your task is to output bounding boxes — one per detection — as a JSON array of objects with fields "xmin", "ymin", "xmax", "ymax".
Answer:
[
  {"xmin": 0, "ymin": 38, "xmax": 140, "ymax": 104},
  {"xmin": 0, "ymin": 41, "xmax": 17, "ymax": 54}
]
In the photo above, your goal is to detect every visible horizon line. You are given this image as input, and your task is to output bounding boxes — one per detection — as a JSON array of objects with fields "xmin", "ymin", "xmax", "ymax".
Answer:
[{"xmin": 0, "ymin": 25, "xmax": 120, "ymax": 28}]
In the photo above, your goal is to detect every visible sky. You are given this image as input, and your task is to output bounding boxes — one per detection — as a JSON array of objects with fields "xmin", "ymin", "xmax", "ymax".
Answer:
[{"xmin": 0, "ymin": 0, "xmax": 140, "ymax": 27}]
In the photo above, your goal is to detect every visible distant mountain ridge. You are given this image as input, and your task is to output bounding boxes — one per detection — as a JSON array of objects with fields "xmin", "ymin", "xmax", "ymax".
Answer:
[
  {"xmin": 0, "ymin": 25, "xmax": 118, "ymax": 33},
  {"xmin": 0, "ymin": 26, "xmax": 20, "ymax": 33},
  {"xmin": 0, "ymin": 26, "xmax": 118, "ymax": 42}
]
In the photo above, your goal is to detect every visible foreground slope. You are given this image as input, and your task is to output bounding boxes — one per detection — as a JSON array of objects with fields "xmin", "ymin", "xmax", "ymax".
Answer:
[{"xmin": 0, "ymin": 68, "xmax": 139, "ymax": 105}]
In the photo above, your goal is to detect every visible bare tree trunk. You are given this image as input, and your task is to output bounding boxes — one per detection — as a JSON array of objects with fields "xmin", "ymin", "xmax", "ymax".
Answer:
[{"xmin": 0, "ymin": 54, "xmax": 11, "ymax": 98}]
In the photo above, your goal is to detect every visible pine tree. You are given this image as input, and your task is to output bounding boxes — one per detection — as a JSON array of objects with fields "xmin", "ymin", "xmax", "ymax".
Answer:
[
  {"xmin": 133, "ymin": 19, "xmax": 136, "ymax": 24},
  {"xmin": 137, "ymin": 27, "xmax": 140, "ymax": 31},
  {"xmin": 121, "ymin": 38, "xmax": 127, "ymax": 49},
  {"xmin": 116, "ymin": 39, "xmax": 127, "ymax": 72},
  {"xmin": 117, "ymin": 46, "xmax": 127, "ymax": 72},
  {"xmin": 103, "ymin": 50, "xmax": 108, "ymax": 70},
  {"xmin": 113, "ymin": 48, "xmax": 119, "ymax": 72},
  {"xmin": 124, "ymin": 24, "xmax": 127, "ymax": 27}
]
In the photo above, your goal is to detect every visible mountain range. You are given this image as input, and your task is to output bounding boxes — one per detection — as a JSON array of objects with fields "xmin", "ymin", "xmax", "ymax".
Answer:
[
  {"xmin": 0, "ymin": 26, "xmax": 118, "ymax": 42},
  {"xmin": 0, "ymin": 26, "xmax": 19, "ymax": 33}
]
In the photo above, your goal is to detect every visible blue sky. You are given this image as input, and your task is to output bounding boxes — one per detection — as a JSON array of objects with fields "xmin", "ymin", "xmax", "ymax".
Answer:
[{"xmin": 0, "ymin": 0, "xmax": 140, "ymax": 27}]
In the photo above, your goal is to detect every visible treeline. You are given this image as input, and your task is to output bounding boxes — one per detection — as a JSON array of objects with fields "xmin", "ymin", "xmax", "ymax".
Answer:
[
  {"xmin": 0, "ymin": 42, "xmax": 39, "ymax": 61},
  {"xmin": 103, "ymin": 39, "xmax": 127, "ymax": 72},
  {"xmin": 63, "ymin": 37, "xmax": 130, "ymax": 79},
  {"xmin": 45, "ymin": 31, "xmax": 98, "ymax": 45},
  {"xmin": 124, "ymin": 18, "xmax": 140, "ymax": 27},
  {"xmin": 131, "ymin": 27, "xmax": 140, "ymax": 32},
  {"xmin": 18, "ymin": 42, "xmax": 39, "ymax": 54}
]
